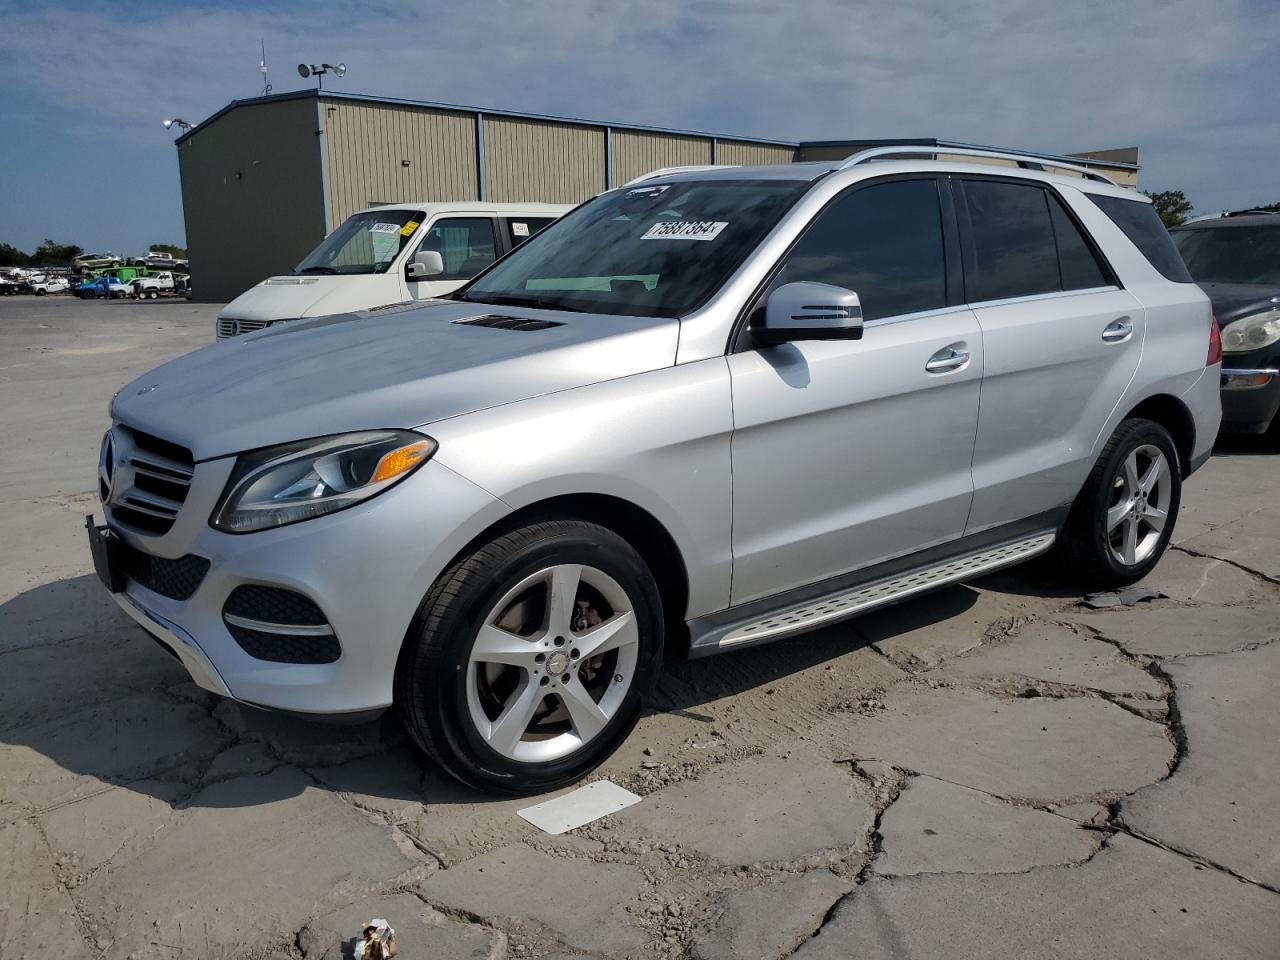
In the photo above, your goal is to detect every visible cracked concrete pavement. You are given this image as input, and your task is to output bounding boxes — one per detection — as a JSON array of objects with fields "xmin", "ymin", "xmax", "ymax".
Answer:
[{"xmin": 2, "ymin": 298, "xmax": 1278, "ymax": 959}]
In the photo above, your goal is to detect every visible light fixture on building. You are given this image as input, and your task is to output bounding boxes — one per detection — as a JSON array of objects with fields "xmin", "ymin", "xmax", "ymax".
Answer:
[
  {"xmin": 297, "ymin": 62, "xmax": 347, "ymax": 90},
  {"xmin": 162, "ymin": 118, "xmax": 194, "ymax": 131}
]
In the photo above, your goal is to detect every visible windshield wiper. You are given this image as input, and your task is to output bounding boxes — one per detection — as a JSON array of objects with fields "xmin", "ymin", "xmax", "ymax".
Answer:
[
  {"xmin": 463, "ymin": 292, "xmax": 586, "ymax": 313},
  {"xmin": 298, "ymin": 266, "xmax": 339, "ymax": 275}
]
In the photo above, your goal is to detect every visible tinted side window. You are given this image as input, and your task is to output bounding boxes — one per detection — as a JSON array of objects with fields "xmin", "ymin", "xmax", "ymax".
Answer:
[
  {"xmin": 960, "ymin": 180, "xmax": 1060, "ymax": 302},
  {"xmin": 776, "ymin": 179, "xmax": 947, "ymax": 321},
  {"xmin": 506, "ymin": 217, "xmax": 557, "ymax": 247},
  {"xmin": 1048, "ymin": 194, "xmax": 1110, "ymax": 290},
  {"xmin": 1089, "ymin": 195, "xmax": 1193, "ymax": 283},
  {"xmin": 418, "ymin": 218, "xmax": 497, "ymax": 280}
]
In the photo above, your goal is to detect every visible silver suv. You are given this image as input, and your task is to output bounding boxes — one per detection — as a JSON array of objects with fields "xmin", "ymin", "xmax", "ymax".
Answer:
[{"xmin": 90, "ymin": 146, "xmax": 1221, "ymax": 793}]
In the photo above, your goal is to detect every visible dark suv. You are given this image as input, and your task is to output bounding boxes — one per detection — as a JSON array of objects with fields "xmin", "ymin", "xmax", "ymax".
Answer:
[{"xmin": 1172, "ymin": 211, "xmax": 1280, "ymax": 437}]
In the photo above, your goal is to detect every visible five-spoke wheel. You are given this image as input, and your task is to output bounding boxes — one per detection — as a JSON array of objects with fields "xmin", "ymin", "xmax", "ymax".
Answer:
[{"xmin": 397, "ymin": 520, "xmax": 663, "ymax": 795}]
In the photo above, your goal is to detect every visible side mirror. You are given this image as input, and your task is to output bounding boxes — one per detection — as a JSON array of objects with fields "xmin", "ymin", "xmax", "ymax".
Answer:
[
  {"xmin": 755, "ymin": 281, "xmax": 864, "ymax": 346},
  {"xmin": 407, "ymin": 249, "xmax": 444, "ymax": 280}
]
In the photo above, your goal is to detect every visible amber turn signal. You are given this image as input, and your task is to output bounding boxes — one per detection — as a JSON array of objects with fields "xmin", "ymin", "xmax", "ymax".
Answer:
[{"xmin": 371, "ymin": 439, "xmax": 435, "ymax": 483}]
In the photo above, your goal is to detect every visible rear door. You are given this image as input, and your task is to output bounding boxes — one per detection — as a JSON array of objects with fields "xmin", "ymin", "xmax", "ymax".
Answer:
[
  {"xmin": 502, "ymin": 216, "xmax": 558, "ymax": 250},
  {"xmin": 729, "ymin": 177, "xmax": 983, "ymax": 604},
  {"xmin": 956, "ymin": 176, "xmax": 1146, "ymax": 533}
]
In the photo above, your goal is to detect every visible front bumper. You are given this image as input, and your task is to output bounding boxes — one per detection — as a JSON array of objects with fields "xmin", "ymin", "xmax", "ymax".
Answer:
[
  {"xmin": 100, "ymin": 458, "xmax": 509, "ymax": 714},
  {"xmin": 1219, "ymin": 365, "xmax": 1280, "ymax": 434}
]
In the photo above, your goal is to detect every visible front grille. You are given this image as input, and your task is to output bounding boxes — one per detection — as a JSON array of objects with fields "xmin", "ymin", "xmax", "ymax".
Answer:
[
  {"xmin": 222, "ymin": 585, "xmax": 340, "ymax": 664},
  {"xmin": 107, "ymin": 427, "xmax": 194, "ymax": 536},
  {"xmin": 116, "ymin": 540, "xmax": 210, "ymax": 601},
  {"xmin": 217, "ymin": 317, "xmax": 270, "ymax": 339}
]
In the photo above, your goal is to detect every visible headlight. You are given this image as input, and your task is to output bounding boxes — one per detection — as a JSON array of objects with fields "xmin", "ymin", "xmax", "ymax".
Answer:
[
  {"xmin": 211, "ymin": 430, "xmax": 436, "ymax": 533},
  {"xmin": 1220, "ymin": 310, "xmax": 1280, "ymax": 354}
]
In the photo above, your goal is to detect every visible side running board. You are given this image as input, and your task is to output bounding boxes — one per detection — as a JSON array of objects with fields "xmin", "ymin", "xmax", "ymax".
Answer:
[{"xmin": 693, "ymin": 531, "xmax": 1056, "ymax": 655}]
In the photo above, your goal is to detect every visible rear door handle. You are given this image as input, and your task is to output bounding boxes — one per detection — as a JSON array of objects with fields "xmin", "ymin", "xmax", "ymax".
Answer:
[
  {"xmin": 1102, "ymin": 316, "xmax": 1133, "ymax": 343},
  {"xmin": 926, "ymin": 343, "xmax": 971, "ymax": 374}
]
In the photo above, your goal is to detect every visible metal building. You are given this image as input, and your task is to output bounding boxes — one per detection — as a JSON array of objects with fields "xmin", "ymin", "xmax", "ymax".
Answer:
[{"xmin": 174, "ymin": 91, "xmax": 1139, "ymax": 302}]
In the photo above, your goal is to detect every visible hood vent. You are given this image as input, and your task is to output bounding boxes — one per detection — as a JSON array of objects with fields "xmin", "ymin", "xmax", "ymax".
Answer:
[{"xmin": 452, "ymin": 314, "xmax": 564, "ymax": 332}]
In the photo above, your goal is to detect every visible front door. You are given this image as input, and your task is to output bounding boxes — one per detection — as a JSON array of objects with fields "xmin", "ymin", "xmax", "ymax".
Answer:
[
  {"xmin": 729, "ymin": 177, "xmax": 982, "ymax": 604},
  {"xmin": 405, "ymin": 216, "xmax": 500, "ymax": 302}
]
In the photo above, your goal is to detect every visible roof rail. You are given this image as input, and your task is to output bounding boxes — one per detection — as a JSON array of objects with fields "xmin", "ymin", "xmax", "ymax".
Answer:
[
  {"xmin": 837, "ymin": 145, "xmax": 1117, "ymax": 185},
  {"xmin": 622, "ymin": 164, "xmax": 740, "ymax": 187}
]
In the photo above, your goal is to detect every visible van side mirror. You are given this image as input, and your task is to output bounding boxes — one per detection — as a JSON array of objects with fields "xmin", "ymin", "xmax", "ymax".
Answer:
[
  {"xmin": 755, "ymin": 281, "xmax": 864, "ymax": 346},
  {"xmin": 407, "ymin": 249, "xmax": 444, "ymax": 280}
]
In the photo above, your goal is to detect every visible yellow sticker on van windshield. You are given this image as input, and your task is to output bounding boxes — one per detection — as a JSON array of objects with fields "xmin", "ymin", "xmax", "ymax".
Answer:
[{"xmin": 401, "ymin": 221, "xmax": 421, "ymax": 236}]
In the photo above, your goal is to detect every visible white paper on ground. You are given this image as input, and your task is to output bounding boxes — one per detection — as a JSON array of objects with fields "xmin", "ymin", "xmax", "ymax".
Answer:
[{"xmin": 517, "ymin": 780, "xmax": 642, "ymax": 834}]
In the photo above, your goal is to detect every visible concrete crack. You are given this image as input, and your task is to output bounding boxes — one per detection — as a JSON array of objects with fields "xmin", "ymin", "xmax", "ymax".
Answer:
[{"xmin": 1171, "ymin": 543, "xmax": 1280, "ymax": 586}]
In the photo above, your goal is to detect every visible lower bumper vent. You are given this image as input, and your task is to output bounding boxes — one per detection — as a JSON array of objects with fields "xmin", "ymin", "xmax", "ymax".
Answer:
[
  {"xmin": 118, "ymin": 542, "xmax": 210, "ymax": 601},
  {"xmin": 222, "ymin": 585, "xmax": 340, "ymax": 664}
]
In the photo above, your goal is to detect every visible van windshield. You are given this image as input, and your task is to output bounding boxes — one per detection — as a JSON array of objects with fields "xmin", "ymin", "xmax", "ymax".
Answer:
[
  {"xmin": 295, "ymin": 209, "xmax": 425, "ymax": 275},
  {"xmin": 461, "ymin": 180, "xmax": 810, "ymax": 317}
]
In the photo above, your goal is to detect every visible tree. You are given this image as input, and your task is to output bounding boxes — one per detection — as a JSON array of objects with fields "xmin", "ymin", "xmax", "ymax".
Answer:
[
  {"xmin": 31, "ymin": 239, "xmax": 83, "ymax": 265},
  {"xmin": 0, "ymin": 243, "xmax": 30, "ymax": 267},
  {"xmin": 148, "ymin": 242, "xmax": 187, "ymax": 257},
  {"xmin": 1144, "ymin": 190, "xmax": 1193, "ymax": 228}
]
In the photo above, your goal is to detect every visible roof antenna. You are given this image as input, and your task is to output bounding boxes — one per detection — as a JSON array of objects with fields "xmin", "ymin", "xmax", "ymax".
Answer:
[{"xmin": 260, "ymin": 39, "xmax": 272, "ymax": 96}]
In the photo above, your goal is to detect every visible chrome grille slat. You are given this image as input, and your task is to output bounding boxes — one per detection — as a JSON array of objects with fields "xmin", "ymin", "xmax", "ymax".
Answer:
[
  {"xmin": 128, "ymin": 453, "xmax": 194, "ymax": 482},
  {"xmin": 122, "ymin": 494, "xmax": 181, "ymax": 519},
  {"xmin": 217, "ymin": 317, "xmax": 268, "ymax": 339}
]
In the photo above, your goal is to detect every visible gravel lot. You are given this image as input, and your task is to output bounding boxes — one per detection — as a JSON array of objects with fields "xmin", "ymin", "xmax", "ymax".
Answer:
[{"xmin": 2, "ymin": 296, "xmax": 1277, "ymax": 959}]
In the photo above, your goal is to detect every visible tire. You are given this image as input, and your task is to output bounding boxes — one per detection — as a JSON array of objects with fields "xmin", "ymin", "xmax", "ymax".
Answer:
[
  {"xmin": 1057, "ymin": 418, "xmax": 1182, "ymax": 588},
  {"xmin": 396, "ymin": 519, "xmax": 664, "ymax": 795},
  {"xmin": 36, "ymin": 289, "xmax": 46, "ymax": 296}
]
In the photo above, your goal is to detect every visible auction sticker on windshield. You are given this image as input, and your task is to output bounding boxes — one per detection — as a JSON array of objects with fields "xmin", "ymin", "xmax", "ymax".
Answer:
[{"xmin": 641, "ymin": 220, "xmax": 728, "ymax": 241}]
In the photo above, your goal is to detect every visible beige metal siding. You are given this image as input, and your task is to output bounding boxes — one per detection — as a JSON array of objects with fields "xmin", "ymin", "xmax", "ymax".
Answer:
[
  {"xmin": 483, "ymin": 116, "xmax": 605, "ymax": 203},
  {"xmin": 715, "ymin": 140, "xmax": 796, "ymax": 167},
  {"xmin": 177, "ymin": 98, "xmax": 325, "ymax": 302},
  {"xmin": 610, "ymin": 130, "xmax": 711, "ymax": 185},
  {"xmin": 320, "ymin": 99, "xmax": 477, "ymax": 227}
]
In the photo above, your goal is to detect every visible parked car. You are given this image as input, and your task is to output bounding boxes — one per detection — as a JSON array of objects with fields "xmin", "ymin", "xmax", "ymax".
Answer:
[
  {"xmin": 73, "ymin": 252, "xmax": 123, "ymax": 271},
  {"xmin": 30, "ymin": 277, "xmax": 70, "ymax": 296},
  {"xmin": 133, "ymin": 272, "xmax": 176, "ymax": 299},
  {"xmin": 131, "ymin": 251, "xmax": 189, "ymax": 270},
  {"xmin": 78, "ymin": 276, "xmax": 131, "ymax": 299},
  {"xmin": 0, "ymin": 276, "xmax": 20, "ymax": 295},
  {"xmin": 91, "ymin": 147, "xmax": 1220, "ymax": 793},
  {"xmin": 215, "ymin": 202, "xmax": 569, "ymax": 338},
  {"xmin": 1171, "ymin": 211, "xmax": 1280, "ymax": 439}
]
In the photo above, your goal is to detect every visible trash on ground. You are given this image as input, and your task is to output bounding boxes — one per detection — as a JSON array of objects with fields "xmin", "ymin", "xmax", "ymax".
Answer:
[
  {"xmin": 355, "ymin": 918, "xmax": 396, "ymax": 959},
  {"xmin": 518, "ymin": 779, "xmax": 642, "ymax": 834}
]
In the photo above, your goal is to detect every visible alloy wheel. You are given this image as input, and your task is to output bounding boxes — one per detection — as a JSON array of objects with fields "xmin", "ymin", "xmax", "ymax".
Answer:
[
  {"xmin": 465, "ymin": 563, "xmax": 639, "ymax": 763},
  {"xmin": 1106, "ymin": 443, "xmax": 1172, "ymax": 567}
]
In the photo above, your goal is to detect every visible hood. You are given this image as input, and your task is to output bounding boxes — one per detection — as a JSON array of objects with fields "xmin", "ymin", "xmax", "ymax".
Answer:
[
  {"xmin": 112, "ymin": 300, "xmax": 679, "ymax": 461},
  {"xmin": 220, "ymin": 274, "xmax": 403, "ymax": 323},
  {"xmin": 1198, "ymin": 283, "xmax": 1280, "ymax": 326}
]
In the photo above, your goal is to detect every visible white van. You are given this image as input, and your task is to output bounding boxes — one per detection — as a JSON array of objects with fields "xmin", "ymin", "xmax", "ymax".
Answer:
[{"xmin": 215, "ymin": 202, "xmax": 571, "ymax": 339}]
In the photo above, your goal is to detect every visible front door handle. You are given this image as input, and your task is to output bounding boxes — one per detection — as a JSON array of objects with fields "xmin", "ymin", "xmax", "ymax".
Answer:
[
  {"xmin": 926, "ymin": 343, "xmax": 971, "ymax": 374},
  {"xmin": 1102, "ymin": 316, "xmax": 1134, "ymax": 343}
]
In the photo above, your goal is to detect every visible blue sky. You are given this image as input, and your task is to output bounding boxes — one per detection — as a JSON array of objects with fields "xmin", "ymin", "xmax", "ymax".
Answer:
[{"xmin": 2, "ymin": 0, "xmax": 1277, "ymax": 257}]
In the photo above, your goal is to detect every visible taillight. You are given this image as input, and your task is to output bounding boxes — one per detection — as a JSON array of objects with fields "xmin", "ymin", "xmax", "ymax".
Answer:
[{"xmin": 1207, "ymin": 315, "xmax": 1222, "ymax": 366}]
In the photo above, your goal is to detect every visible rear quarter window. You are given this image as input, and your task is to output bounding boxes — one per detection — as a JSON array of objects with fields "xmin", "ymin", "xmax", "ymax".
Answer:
[{"xmin": 1088, "ymin": 195, "xmax": 1193, "ymax": 283}]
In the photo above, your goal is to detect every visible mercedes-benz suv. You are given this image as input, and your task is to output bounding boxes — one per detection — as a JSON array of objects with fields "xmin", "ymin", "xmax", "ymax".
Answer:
[{"xmin": 89, "ymin": 146, "xmax": 1221, "ymax": 793}]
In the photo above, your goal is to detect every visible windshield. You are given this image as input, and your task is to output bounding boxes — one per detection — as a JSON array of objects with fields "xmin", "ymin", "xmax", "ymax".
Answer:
[
  {"xmin": 462, "ymin": 179, "xmax": 810, "ymax": 317},
  {"xmin": 295, "ymin": 209, "xmax": 425, "ymax": 275},
  {"xmin": 1172, "ymin": 226, "xmax": 1280, "ymax": 286}
]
